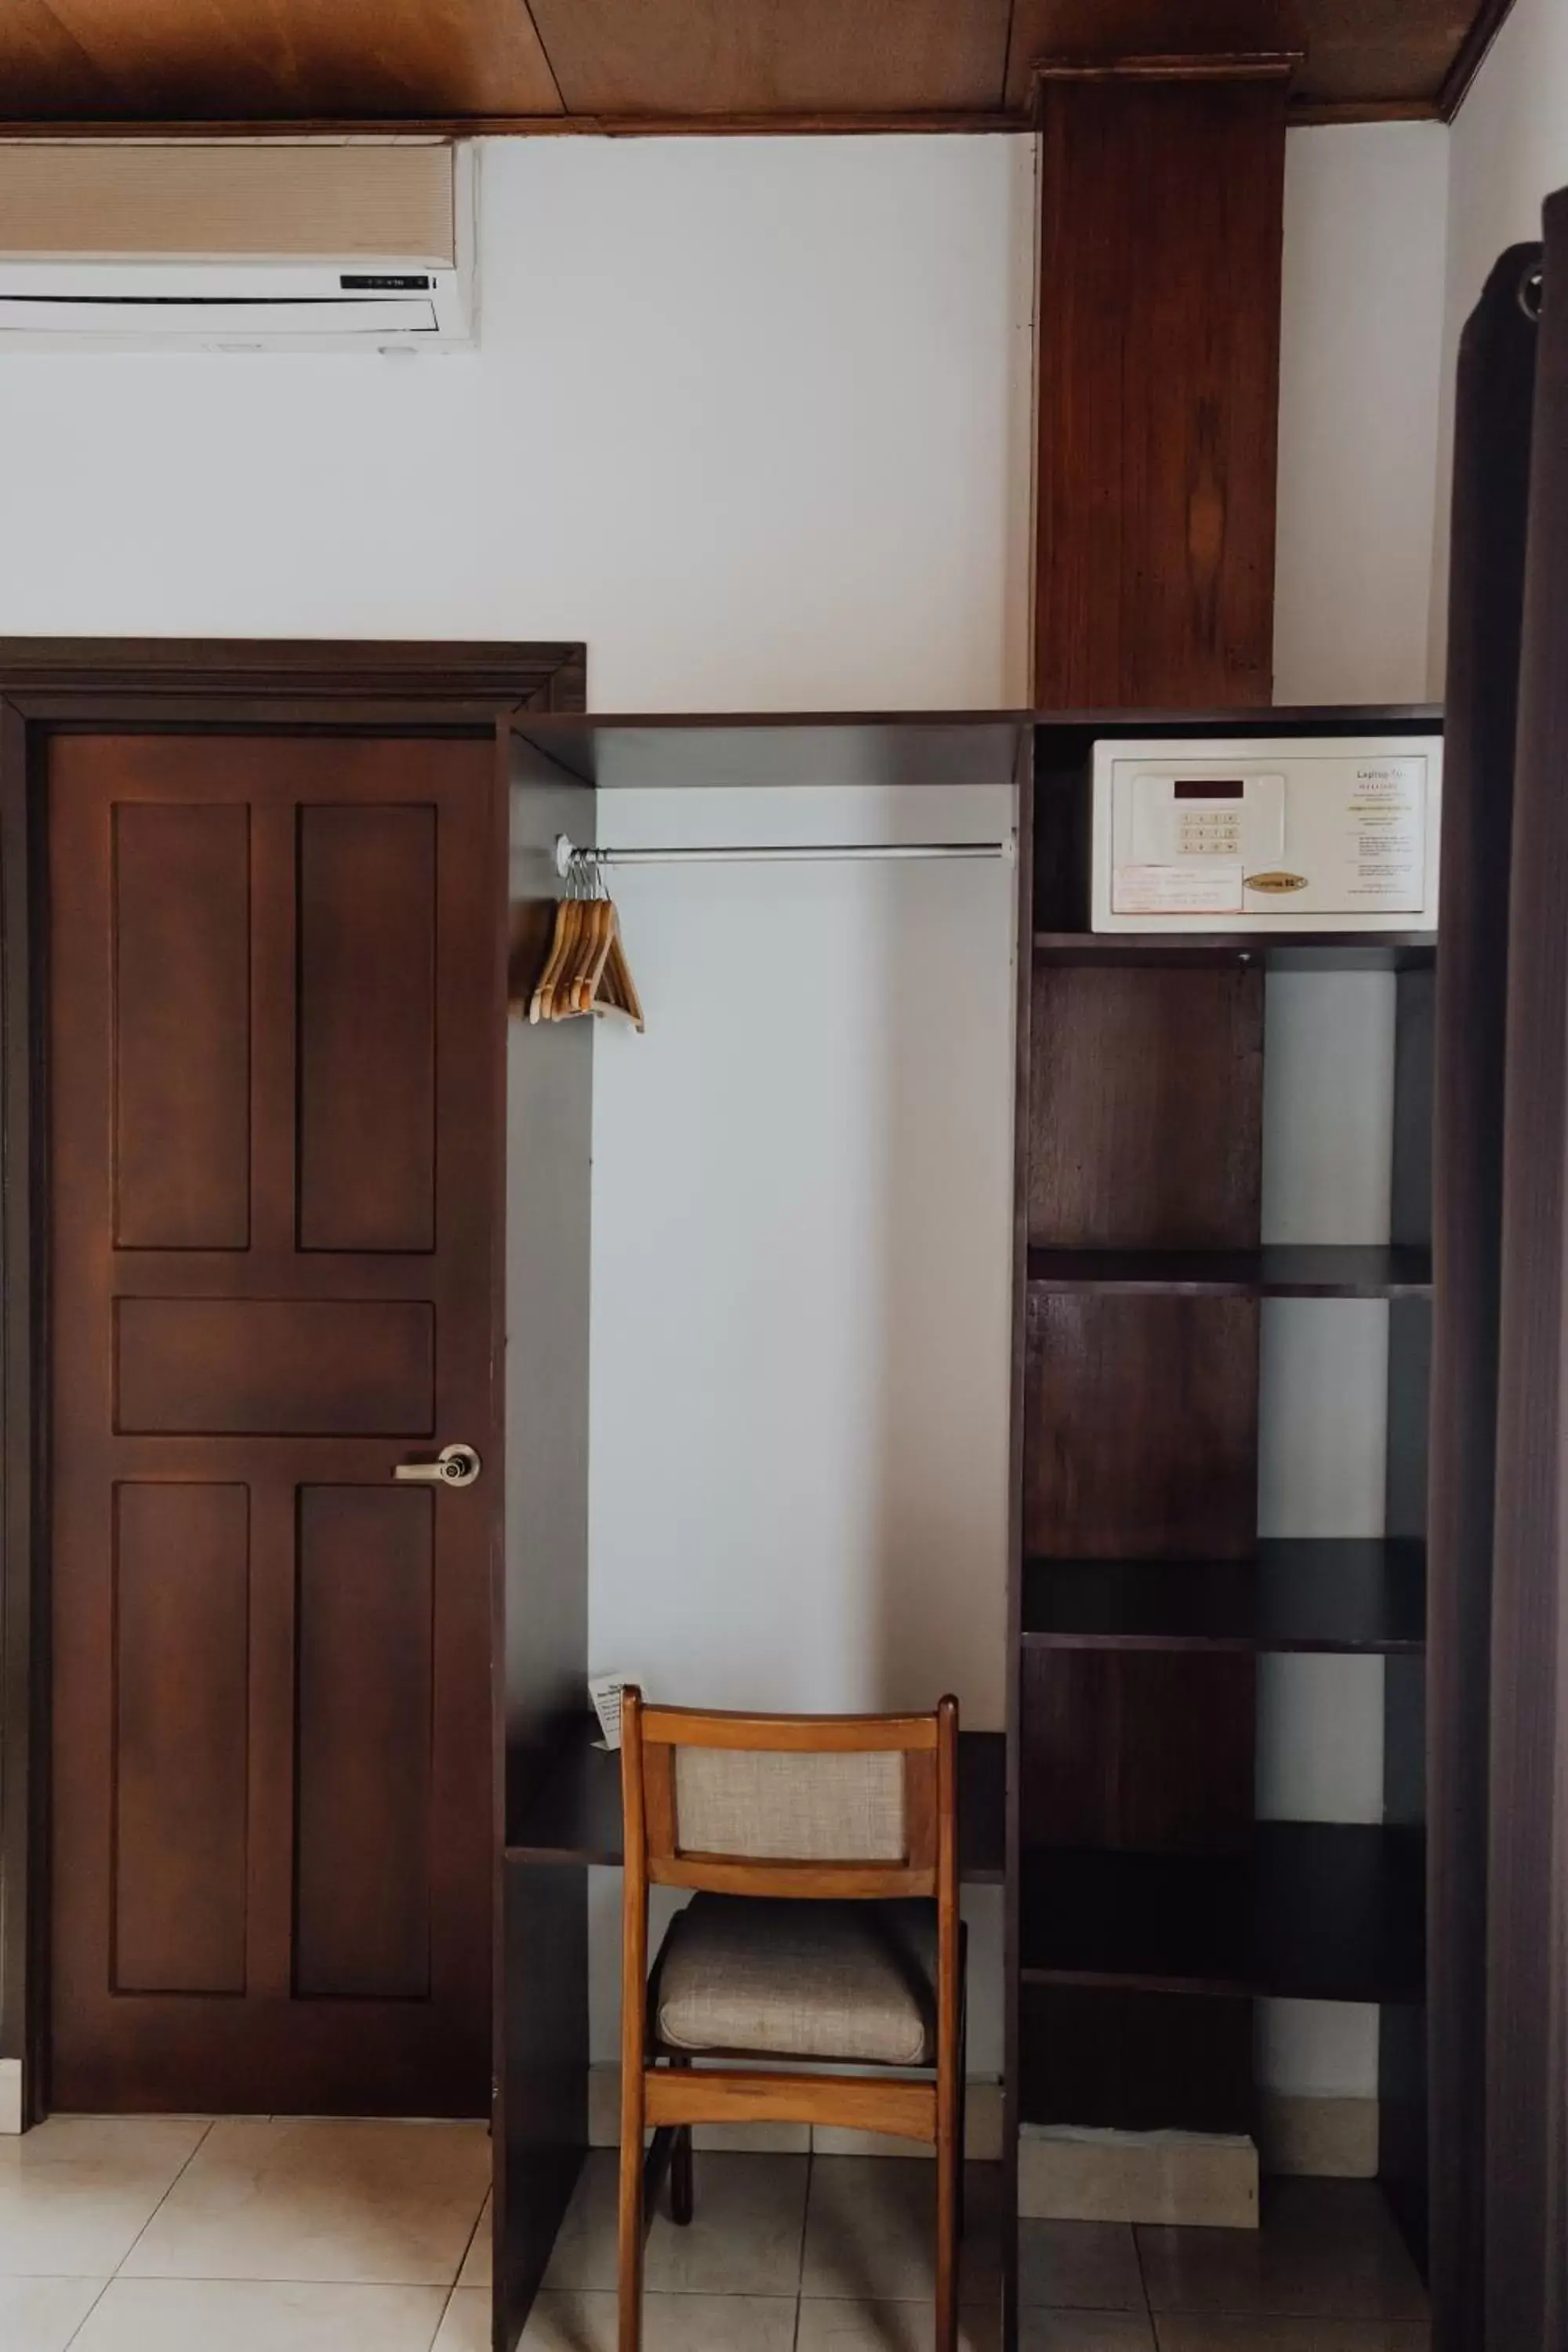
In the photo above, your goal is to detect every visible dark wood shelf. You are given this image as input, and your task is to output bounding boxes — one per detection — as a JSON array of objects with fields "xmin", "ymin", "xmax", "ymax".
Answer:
[
  {"xmin": 1026, "ymin": 1244, "xmax": 1432, "ymax": 1298},
  {"xmin": 1020, "ymin": 1541, "xmax": 1427, "ymax": 1655},
  {"xmin": 1019, "ymin": 1824, "xmax": 1425, "ymax": 2004},
  {"xmin": 1034, "ymin": 931, "xmax": 1436, "ymax": 973},
  {"xmin": 506, "ymin": 1715, "xmax": 1006, "ymax": 1885}
]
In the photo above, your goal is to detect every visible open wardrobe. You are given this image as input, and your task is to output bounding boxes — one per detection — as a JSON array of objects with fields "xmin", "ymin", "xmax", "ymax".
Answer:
[{"xmin": 495, "ymin": 701, "xmax": 1450, "ymax": 2349}]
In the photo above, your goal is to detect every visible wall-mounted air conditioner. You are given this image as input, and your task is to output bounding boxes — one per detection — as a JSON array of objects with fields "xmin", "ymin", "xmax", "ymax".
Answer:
[{"xmin": 0, "ymin": 140, "xmax": 474, "ymax": 351}]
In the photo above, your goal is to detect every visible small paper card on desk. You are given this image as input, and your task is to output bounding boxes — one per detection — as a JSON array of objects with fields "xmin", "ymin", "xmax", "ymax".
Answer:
[{"xmin": 588, "ymin": 1671, "xmax": 632, "ymax": 1751}]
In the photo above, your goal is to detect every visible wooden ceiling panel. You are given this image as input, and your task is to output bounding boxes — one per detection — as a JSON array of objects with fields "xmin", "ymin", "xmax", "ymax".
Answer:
[
  {"xmin": 0, "ymin": 0, "xmax": 127, "ymax": 114},
  {"xmin": 1005, "ymin": 0, "xmax": 1478, "ymax": 110},
  {"xmin": 524, "ymin": 0, "xmax": 1014, "ymax": 118},
  {"xmin": 1292, "ymin": 0, "xmax": 1475, "ymax": 104},
  {"xmin": 13, "ymin": 0, "xmax": 564, "ymax": 120},
  {"xmin": 0, "ymin": 0, "xmax": 1515, "ymax": 132}
]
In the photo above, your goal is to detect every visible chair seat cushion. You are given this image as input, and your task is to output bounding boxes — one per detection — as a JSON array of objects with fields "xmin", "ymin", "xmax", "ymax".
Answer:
[{"xmin": 652, "ymin": 1895, "xmax": 937, "ymax": 2067}]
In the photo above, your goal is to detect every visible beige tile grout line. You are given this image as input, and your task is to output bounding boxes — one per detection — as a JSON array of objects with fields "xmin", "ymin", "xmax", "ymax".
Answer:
[
  {"xmin": 790, "ymin": 2144, "xmax": 813, "ymax": 2352},
  {"xmin": 55, "ymin": 2268, "xmax": 117, "ymax": 2350},
  {"xmin": 432, "ymin": 2183, "xmax": 493, "ymax": 2351},
  {"xmin": 58, "ymin": 2117, "xmax": 218, "ymax": 2349}
]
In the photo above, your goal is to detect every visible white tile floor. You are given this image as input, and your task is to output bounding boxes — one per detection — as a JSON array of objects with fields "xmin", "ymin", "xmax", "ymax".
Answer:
[
  {"xmin": 0, "ymin": 2117, "xmax": 488, "ymax": 2352},
  {"xmin": 0, "ymin": 2122, "xmax": 1430, "ymax": 2351}
]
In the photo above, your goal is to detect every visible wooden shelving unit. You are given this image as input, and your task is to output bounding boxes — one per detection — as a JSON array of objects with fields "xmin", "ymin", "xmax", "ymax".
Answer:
[
  {"xmin": 1020, "ymin": 1541, "xmax": 1427, "ymax": 1653},
  {"xmin": 1018, "ymin": 1825, "xmax": 1425, "ymax": 2002},
  {"xmin": 496, "ymin": 709, "xmax": 1037, "ymax": 2352},
  {"xmin": 1008, "ymin": 710, "xmax": 1440, "ymax": 2270},
  {"xmin": 494, "ymin": 703, "xmax": 1443, "ymax": 2352},
  {"xmin": 1035, "ymin": 931, "xmax": 1436, "ymax": 973},
  {"xmin": 1026, "ymin": 1245, "xmax": 1432, "ymax": 1297}
]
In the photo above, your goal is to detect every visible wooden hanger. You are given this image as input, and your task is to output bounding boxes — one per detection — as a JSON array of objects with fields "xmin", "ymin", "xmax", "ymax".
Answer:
[
  {"xmin": 557, "ymin": 899, "xmax": 586, "ymax": 1017},
  {"xmin": 529, "ymin": 895, "xmax": 579, "ymax": 1024},
  {"xmin": 573, "ymin": 896, "xmax": 615, "ymax": 1015},
  {"xmin": 529, "ymin": 875, "xmax": 646, "ymax": 1032},
  {"xmin": 575, "ymin": 893, "xmax": 644, "ymax": 1030},
  {"xmin": 599, "ymin": 918, "xmax": 645, "ymax": 1031}
]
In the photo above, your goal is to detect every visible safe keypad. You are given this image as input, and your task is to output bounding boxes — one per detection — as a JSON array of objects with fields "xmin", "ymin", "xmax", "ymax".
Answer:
[{"xmin": 1178, "ymin": 813, "xmax": 1243, "ymax": 857}]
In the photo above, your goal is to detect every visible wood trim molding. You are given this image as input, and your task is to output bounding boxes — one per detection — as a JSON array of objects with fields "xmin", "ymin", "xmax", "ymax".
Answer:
[
  {"xmin": 1291, "ymin": 96, "xmax": 1442, "ymax": 125},
  {"xmin": 1030, "ymin": 49, "xmax": 1302, "ymax": 87},
  {"xmin": 0, "ymin": 697, "xmax": 43, "ymax": 2110},
  {"xmin": 0, "ymin": 111, "xmax": 1021, "ymax": 141},
  {"xmin": 0, "ymin": 638, "xmax": 586, "ymax": 713}
]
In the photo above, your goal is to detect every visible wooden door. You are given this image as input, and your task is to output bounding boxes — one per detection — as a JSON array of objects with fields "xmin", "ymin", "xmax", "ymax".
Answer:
[{"xmin": 48, "ymin": 730, "xmax": 504, "ymax": 2115}]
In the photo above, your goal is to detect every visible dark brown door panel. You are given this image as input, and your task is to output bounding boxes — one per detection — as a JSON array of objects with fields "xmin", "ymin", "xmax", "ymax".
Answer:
[{"xmin": 49, "ymin": 730, "xmax": 503, "ymax": 2116}]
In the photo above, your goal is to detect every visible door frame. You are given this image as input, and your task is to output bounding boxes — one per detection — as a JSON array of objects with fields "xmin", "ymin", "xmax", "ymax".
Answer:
[{"xmin": 0, "ymin": 637, "xmax": 585, "ymax": 2129}]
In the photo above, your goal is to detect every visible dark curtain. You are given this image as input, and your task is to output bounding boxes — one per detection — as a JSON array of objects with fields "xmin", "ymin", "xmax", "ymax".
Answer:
[{"xmin": 1430, "ymin": 202, "xmax": 1568, "ymax": 2351}]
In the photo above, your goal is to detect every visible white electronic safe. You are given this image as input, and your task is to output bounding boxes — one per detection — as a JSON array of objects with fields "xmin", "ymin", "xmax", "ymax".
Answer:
[{"xmin": 1090, "ymin": 735, "xmax": 1443, "ymax": 932}]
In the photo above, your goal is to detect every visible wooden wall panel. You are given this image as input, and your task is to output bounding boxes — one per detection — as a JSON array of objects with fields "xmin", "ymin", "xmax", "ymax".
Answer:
[
  {"xmin": 295, "ymin": 1486, "xmax": 434, "ymax": 1999},
  {"xmin": 299, "ymin": 804, "xmax": 436, "ymax": 1254},
  {"xmin": 1022, "ymin": 1647, "xmax": 1256, "ymax": 1852},
  {"xmin": 1023, "ymin": 1293, "xmax": 1260, "ymax": 1558},
  {"xmin": 1029, "ymin": 966, "xmax": 1264, "ymax": 1249},
  {"xmin": 1033, "ymin": 72, "xmax": 1287, "ymax": 707},
  {"xmin": 1019, "ymin": 1983, "xmax": 1254, "ymax": 2136},
  {"xmin": 113, "ymin": 1483, "xmax": 249, "ymax": 1994},
  {"xmin": 495, "ymin": 739, "xmax": 598, "ymax": 2347},
  {"xmin": 114, "ymin": 802, "xmax": 249, "ymax": 1251},
  {"xmin": 115, "ymin": 1298, "xmax": 434, "ymax": 1435}
]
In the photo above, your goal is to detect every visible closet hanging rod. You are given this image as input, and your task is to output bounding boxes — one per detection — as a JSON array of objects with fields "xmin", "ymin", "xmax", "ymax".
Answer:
[{"xmin": 555, "ymin": 833, "xmax": 1014, "ymax": 877}]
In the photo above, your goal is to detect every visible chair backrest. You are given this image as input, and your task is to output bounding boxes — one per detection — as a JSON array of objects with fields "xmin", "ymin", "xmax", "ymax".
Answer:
[{"xmin": 620, "ymin": 1690, "xmax": 958, "ymax": 1902}]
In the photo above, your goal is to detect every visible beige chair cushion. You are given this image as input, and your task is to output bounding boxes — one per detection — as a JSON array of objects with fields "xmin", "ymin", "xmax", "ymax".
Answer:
[
  {"xmin": 652, "ymin": 1895, "xmax": 936, "ymax": 2067},
  {"xmin": 672, "ymin": 1746, "xmax": 906, "ymax": 1863}
]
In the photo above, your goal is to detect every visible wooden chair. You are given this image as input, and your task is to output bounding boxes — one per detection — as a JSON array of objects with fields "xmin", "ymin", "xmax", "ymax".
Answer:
[{"xmin": 617, "ymin": 1688, "xmax": 965, "ymax": 2352}]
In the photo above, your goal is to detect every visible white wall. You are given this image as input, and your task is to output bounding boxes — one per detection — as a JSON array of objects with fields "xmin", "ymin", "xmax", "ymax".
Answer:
[
  {"xmin": 1429, "ymin": 0, "xmax": 1568, "ymax": 669},
  {"xmin": 1275, "ymin": 124, "xmax": 1450, "ymax": 707},
  {"xmin": 1446, "ymin": 0, "xmax": 1568, "ymax": 366},
  {"xmin": 586, "ymin": 786, "xmax": 1016, "ymax": 1728},
  {"xmin": 0, "ymin": 136, "xmax": 1036, "ymax": 706},
  {"xmin": 1254, "ymin": 972, "xmax": 1399, "ymax": 2104},
  {"xmin": 583, "ymin": 782, "xmax": 1018, "ymax": 2076}
]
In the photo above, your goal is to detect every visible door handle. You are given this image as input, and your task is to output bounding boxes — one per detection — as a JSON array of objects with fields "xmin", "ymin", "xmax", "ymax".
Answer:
[{"xmin": 394, "ymin": 1443, "xmax": 481, "ymax": 1489}]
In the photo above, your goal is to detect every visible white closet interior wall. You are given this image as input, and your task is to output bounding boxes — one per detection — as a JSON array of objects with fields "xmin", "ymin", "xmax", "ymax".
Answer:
[{"xmin": 585, "ymin": 782, "xmax": 1015, "ymax": 2078}]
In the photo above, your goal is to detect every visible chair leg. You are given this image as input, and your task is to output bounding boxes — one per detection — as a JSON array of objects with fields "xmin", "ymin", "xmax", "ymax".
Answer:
[
  {"xmin": 935, "ymin": 1979, "xmax": 964, "ymax": 2351},
  {"xmin": 617, "ymin": 2069, "xmax": 645, "ymax": 2352},
  {"xmin": 956, "ymin": 1981, "xmax": 969, "ymax": 2242},
  {"xmin": 935, "ymin": 2111, "xmax": 960, "ymax": 2352},
  {"xmin": 670, "ymin": 2057, "xmax": 695, "ymax": 2226}
]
